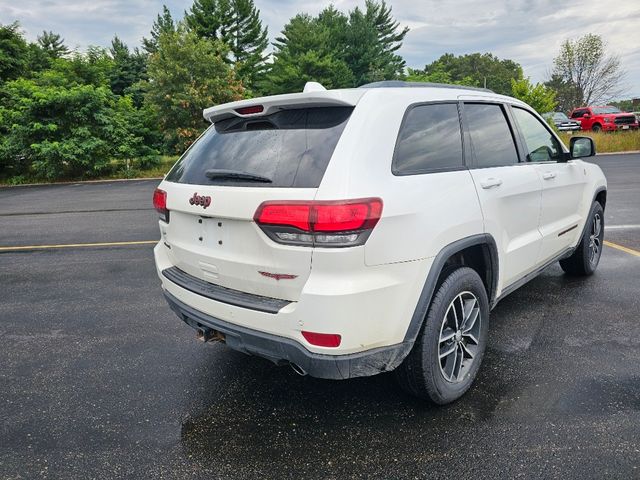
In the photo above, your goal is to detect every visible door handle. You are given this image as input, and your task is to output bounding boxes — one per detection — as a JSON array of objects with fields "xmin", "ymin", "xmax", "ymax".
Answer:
[
  {"xmin": 480, "ymin": 177, "xmax": 503, "ymax": 189},
  {"xmin": 542, "ymin": 171, "xmax": 557, "ymax": 180}
]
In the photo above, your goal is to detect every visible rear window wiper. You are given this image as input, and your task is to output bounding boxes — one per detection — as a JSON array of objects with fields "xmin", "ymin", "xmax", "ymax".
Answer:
[{"xmin": 205, "ymin": 169, "xmax": 272, "ymax": 183}]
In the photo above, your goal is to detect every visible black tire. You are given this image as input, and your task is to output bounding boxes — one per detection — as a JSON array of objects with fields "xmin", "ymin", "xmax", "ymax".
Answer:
[
  {"xmin": 395, "ymin": 267, "xmax": 490, "ymax": 404},
  {"xmin": 559, "ymin": 201, "xmax": 604, "ymax": 275},
  {"xmin": 592, "ymin": 124, "xmax": 602, "ymax": 132}
]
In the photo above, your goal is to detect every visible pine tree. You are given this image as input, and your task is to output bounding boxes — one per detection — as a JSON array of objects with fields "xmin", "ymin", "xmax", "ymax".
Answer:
[
  {"xmin": 342, "ymin": 1, "xmax": 408, "ymax": 85},
  {"xmin": 263, "ymin": 1, "xmax": 408, "ymax": 94},
  {"xmin": 37, "ymin": 30, "xmax": 69, "ymax": 58},
  {"xmin": 185, "ymin": 0, "xmax": 268, "ymax": 91},
  {"xmin": 265, "ymin": 13, "xmax": 354, "ymax": 94},
  {"xmin": 108, "ymin": 36, "xmax": 147, "ymax": 104},
  {"xmin": 230, "ymin": 0, "xmax": 268, "ymax": 88},
  {"xmin": 185, "ymin": 0, "xmax": 220, "ymax": 39},
  {"xmin": 367, "ymin": 1, "xmax": 409, "ymax": 78},
  {"xmin": 142, "ymin": 5, "xmax": 176, "ymax": 54},
  {"xmin": 0, "ymin": 22, "xmax": 30, "ymax": 82}
]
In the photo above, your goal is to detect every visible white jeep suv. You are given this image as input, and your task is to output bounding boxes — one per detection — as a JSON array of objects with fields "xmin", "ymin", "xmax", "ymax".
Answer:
[{"xmin": 153, "ymin": 81, "xmax": 607, "ymax": 404}]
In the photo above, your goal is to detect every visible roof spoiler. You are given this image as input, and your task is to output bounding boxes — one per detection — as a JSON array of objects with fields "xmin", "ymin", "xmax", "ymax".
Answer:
[{"xmin": 202, "ymin": 82, "xmax": 362, "ymax": 123}]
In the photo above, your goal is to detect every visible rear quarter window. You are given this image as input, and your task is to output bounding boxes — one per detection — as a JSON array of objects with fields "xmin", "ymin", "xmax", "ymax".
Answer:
[
  {"xmin": 393, "ymin": 103, "xmax": 464, "ymax": 175},
  {"xmin": 166, "ymin": 107, "xmax": 353, "ymax": 188}
]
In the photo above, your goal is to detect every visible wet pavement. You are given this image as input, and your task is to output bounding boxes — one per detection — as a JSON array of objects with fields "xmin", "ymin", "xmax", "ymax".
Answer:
[{"xmin": 1, "ymin": 155, "xmax": 639, "ymax": 479}]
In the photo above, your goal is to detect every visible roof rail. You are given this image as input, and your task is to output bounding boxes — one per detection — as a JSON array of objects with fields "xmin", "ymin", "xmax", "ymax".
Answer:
[{"xmin": 358, "ymin": 80, "xmax": 494, "ymax": 93}]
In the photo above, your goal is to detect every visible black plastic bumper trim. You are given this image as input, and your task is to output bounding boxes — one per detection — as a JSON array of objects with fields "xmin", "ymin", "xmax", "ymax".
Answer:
[
  {"xmin": 163, "ymin": 291, "xmax": 412, "ymax": 380},
  {"xmin": 162, "ymin": 266, "xmax": 291, "ymax": 314}
]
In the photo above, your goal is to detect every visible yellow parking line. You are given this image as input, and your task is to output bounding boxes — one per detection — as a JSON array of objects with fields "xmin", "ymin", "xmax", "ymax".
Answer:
[
  {"xmin": 0, "ymin": 240, "xmax": 157, "ymax": 252},
  {"xmin": 3, "ymin": 238, "xmax": 639, "ymax": 258},
  {"xmin": 604, "ymin": 240, "xmax": 640, "ymax": 257}
]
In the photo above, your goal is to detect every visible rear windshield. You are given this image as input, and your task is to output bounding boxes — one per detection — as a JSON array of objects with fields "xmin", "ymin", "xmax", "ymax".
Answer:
[{"xmin": 165, "ymin": 107, "xmax": 353, "ymax": 187}]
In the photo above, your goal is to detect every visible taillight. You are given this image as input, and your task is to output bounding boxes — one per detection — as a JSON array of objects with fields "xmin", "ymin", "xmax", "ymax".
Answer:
[
  {"xmin": 153, "ymin": 188, "xmax": 169, "ymax": 223},
  {"xmin": 302, "ymin": 331, "xmax": 341, "ymax": 348},
  {"xmin": 254, "ymin": 198, "xmax": 382, "ymax": 247}
]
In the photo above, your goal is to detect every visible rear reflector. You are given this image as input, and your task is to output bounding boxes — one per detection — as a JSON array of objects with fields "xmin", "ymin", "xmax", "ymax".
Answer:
[
  {"xmin": 254, "ymin": 198, "xmax": 382, "ymax": 248},
  {"xmin": 235, "ymin": 105, "xmax": 264, "ymax": 115},
  {"xmin": 302, "ymin": 331, "xmax": 342, "ymax": 348},
  {"xmin": 153, "ymin": 188, "xmax": 169, "ymax": 223}
]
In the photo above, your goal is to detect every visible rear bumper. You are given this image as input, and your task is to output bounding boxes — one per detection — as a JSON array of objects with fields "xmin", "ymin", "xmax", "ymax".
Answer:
[
  {"xmin": 163, "ymin": 290, "xmax": 411, "ymax": 379},
  {"xmin": 155, "ymin": 241, "xmax": 429, "ymax": 356}
]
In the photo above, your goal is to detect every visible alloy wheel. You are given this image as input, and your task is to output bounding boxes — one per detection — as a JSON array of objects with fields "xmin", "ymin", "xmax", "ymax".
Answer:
[
  {"xmin": 438, "ymin": 291, "xmax": 481, "ymax": 383},
  {"xmin": 589, "ymin": 212, "xmax": 602, "ymax": 265}
]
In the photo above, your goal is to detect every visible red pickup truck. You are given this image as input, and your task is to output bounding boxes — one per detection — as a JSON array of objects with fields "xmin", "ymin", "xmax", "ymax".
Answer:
[{"xmin": 569, "ymin": 106, "xmax": 639, "ymax": 132}]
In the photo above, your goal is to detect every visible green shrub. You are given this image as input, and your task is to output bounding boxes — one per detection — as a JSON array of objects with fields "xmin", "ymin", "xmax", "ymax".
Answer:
[{"xmin": 0, "ymin": 73, "xmax": 159, "ymax": 180}]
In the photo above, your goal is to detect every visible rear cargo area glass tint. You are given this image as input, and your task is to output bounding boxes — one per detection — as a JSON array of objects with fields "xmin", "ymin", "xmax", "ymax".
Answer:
[{"xmin": 166, "ymin": 107, "xmax": 353, "ymax": 188}]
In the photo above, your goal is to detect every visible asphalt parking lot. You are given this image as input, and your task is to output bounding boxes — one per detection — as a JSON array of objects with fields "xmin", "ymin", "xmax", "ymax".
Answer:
[{"xmin": 1, "ymin": 154, "xmax": 639, "ymax": 479}]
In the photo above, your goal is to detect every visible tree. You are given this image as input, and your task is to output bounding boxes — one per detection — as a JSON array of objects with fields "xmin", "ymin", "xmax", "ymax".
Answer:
[
  {"xmin": 185, "ymin": 0, "xmax": 220, "ymax": 39},
  {"xmin": 0, "ymin": 22, "xmax": 29, "ymax": 82},
  {"xmin": 264, "ymin": 1, "xmax": 408, "ymax": 94},
  {"xmin": 26, "ymin": 43, "xmax": 53, "ymax": 74},
  {"xmin": 414, "ymin": 53, "xmax": 523, "ymax": 95},
  {"xmin": 37, "ymin": 30, "xmax": 69, "ymax": 58},
  {"xmin": 544, "ymin": 74, "xmax": 581, "ymax": 113},
  {"xmin": 38, "ymin": 47, "xmax": 114, "ymax": 88},
  {"xmin": 144, "ymin": 24, "xmax": 244, "ymax": 152},
  {"xmin": 511, "ymin": 77, "xmax": 557, "ymax": 114},
  {"xmin": 265, "ymin": 12, "xmax": 354, "ymax": 94},
  {"xmin": 550, "ymin": 34, "xmax": 626, "ymax": 107},
  {"xmin": 610, "ymin": 99, "xmax": 634, "ymax": 112},
  {"xmin": 343, "ymin": 0, "xmax": 408, "ymax": 85},
  {"xmin": 142, "ymin": 5, "xmax": 176, "ymax": 54},
  {"xmin": 185, "ymin": 0, "xmax": 268, "ymax": 91},
  {"xmin": 108, "ymin": 36, "xmax": 147, "ymax": 104},
  {"xmin": 227, "ymin": 0, "xmax": 268, "ymax": 89},
  {"xmin": 0, "ymin": 73, "xmax": 158, "ymax": 180},
  {"xmin": 406, "ymin": 66, "xmax": 477, "ymax": 87}
]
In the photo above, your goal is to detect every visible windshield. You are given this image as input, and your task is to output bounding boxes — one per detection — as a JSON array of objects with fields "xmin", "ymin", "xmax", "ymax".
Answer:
[
  {"xmin": 552, "ymin": 113, "xmax": 569, "ymax": 121},
  {"xmin": 592, "ymin": 106, "xmax": 622, "ymax": 114},
  {"xmin": 166, "ymin": 107, "xmax": 353, "ymax": 187}
]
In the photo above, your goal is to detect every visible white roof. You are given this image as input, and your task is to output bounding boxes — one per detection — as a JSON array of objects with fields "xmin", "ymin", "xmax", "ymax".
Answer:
[{"xmin": 202, "ymin": 81, "xmax": 527, "ymax": 123}]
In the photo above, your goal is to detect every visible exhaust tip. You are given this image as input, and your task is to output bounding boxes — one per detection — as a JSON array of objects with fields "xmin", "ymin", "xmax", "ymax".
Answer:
[{"xmin": 290, "ymin": 363, "xmax": 307, "ymax": 376}]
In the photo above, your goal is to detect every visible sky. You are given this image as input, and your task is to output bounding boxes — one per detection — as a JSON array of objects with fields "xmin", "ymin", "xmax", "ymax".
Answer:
[{"xmin": 2, "ymin": 0, "xmax": 639, "ymax": 99}]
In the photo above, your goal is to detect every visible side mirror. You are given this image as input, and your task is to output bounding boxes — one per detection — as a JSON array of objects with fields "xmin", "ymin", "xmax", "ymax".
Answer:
[
  {"xmin": 570, "ymin": 136, "xmax": 596, "ymax": 159},
  {"xmin": 582, "ymin": 113, "xmax": 591, "ymax": 119}
]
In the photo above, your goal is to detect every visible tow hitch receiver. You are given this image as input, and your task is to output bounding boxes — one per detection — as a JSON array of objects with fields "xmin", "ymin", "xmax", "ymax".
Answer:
[{"xmin": 195, "ymin": 326, "xmax": 226, "ymax": 343}]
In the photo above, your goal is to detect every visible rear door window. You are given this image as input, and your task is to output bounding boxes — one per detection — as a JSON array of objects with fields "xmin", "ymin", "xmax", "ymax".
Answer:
[
  {"xmin": 393, "ymin": 103, "xmax": 463, "ymax": 175},
  {"xmin": 166, "ymin": 107, "xmax": 353, "ymax": 187},
  {"xmin": 463, "ymin": 103, "xmax": 519, "ymax": 168}
]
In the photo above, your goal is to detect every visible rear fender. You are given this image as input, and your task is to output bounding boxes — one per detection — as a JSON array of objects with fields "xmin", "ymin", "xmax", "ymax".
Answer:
[{"xmin": 402, "ymin": 234, "xmax": 498, "ymax": 345}]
